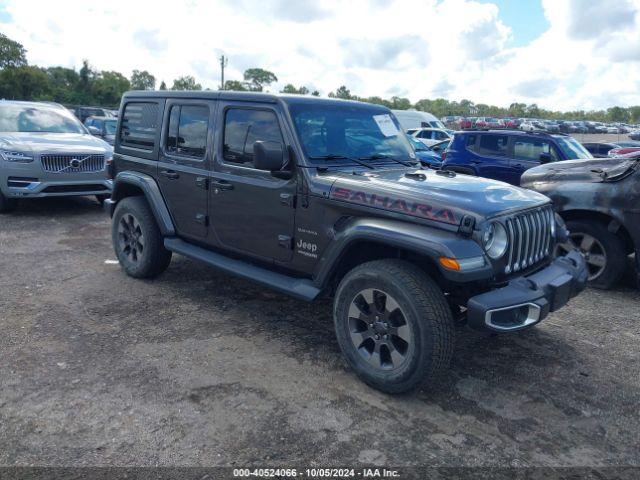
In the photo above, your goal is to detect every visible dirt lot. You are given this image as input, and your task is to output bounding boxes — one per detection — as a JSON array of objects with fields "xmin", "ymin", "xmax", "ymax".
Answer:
[{"xmin": 1, "ymin": 197, "xmax": 639, "ymax": 468}]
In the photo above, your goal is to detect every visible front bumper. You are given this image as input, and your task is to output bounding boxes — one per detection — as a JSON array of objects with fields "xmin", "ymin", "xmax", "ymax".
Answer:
[
  {"xmin": 466, "ymin": 249, "xmax": 587, "ymax": 332},
  {"xmin": 3, "ymin": 178, "xmax": 112, "ymax": 198}
]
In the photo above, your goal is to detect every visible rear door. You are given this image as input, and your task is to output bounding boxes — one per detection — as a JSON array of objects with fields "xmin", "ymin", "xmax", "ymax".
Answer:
[
  {"xmin": 157, "ymin": 99, "xmax": 214, "ymax": 240},
  {"xmin": 472, "ymin": 133, "xmax": 513, "ymax": 183}
]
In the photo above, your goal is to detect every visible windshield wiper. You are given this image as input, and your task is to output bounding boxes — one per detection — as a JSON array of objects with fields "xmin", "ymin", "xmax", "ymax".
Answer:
[
  {"xmin": 309, "ymin": 154, "xmax": 375, "ymax": 170},
  {"xmin": 359, "ymin": 153, "xmax": 418, "ymax": 168}
]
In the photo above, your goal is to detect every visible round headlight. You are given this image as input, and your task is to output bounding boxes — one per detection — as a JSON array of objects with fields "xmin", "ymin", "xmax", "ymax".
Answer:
[{"xmin": 483, "ymin": 222, "xmax": 509, "ymax": 259}]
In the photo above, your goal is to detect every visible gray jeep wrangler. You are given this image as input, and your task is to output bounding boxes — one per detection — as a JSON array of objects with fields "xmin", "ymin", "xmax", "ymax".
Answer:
[{"xmin": 106, "ymin": 91, "xmax": 587, "ymax": 393}]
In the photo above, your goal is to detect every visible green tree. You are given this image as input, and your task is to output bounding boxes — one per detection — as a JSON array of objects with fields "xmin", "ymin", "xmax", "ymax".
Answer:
[
  {"xmin": 331, "ymin": 85, "xmax": 352, "ymax": 99},
  {"xmin": 171, "ymin": 75, "xmax": 202, "ymax": 90},
  {"xmin": 311, "ymin": 90, "xmax": 320, "ymax": 96},
  {"xmin": 224, "ymin": 79, "xmax": 248, "ymax": 91},
  {"xmin": 0, "ymin": 65, "xmax": 50, "ymax": 100},
  {"xmin": 45, "ymin": 66, "xmax": 80, "ymax": 103},
  {"xmin": 607, "ymin": 106, "xmax": 629, "ymax": 122},
  {"xmin": 628, "ymin": 106, "xmax": 640, "ymax": 124},
  {"xmin": 280, "ymin": 84, "xmax": 309, "ymax": 95},
  {"xmin": 243, "ymin": 68, "xmax": 277, "ymax": 92},
  {"xmin": 0, "ymin": 33, "xmax": 27, "ymax": 68},
  {"xmin": 130, "ymin": 69, "xmax": 156, "ymax": 90},
  {"xmin": 92, "ymin": 71, "xmax": 130, "ymax": 106},
  {"xmin": 159, "ymin": 80, "xmax": 167, "ymax": 90}
]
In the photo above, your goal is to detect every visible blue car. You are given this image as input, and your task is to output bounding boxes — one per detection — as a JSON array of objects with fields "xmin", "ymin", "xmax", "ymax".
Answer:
[
  {"xmin": 442, "ymin": 130, "xmax": 593, "ymax": 185},
  {"xmin": 407, "ymin": 136, "xmax": 446, "ymax": 168}
]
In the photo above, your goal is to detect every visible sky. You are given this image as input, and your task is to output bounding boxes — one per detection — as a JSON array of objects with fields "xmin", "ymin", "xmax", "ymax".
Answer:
[{"xmin": 0, "ymin": 0, "xmax": 639, "ymax": 111}]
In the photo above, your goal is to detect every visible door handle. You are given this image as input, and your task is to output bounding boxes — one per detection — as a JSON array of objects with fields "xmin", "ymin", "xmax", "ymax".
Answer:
[
  {"xmin": 160, "ymin": 170, "xmax": 180, "ymax": 180},
  {"xmin": 210, "ymin": 179, "xmax": 234, "ymax": 191}
]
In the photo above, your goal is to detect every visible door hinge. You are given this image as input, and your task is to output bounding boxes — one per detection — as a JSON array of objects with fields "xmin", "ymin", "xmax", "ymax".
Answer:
[
  {"xmin": 195, "ymin": 213, "xmax": 209, "ymax": 226},
  {"xmin": 196, "ymin": 176, "xmax": 209, "ymax": 190},
  {"xmin": 280, "ymin": 193, "xmax": 295, "ymax": 208},
  {"xmin": 278, "ymin": 235, "xmax": 293, "ymax": 249}
]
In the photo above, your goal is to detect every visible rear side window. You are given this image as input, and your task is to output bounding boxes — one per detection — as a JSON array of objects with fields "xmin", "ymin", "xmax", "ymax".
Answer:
[
  {"xmin": 119, "ymin": 102, "xmax": 159, "ymax": 151},
  {"xmin": 165, "ymin": 105, "xmax": 209, "ymax": 158},
  {"xmin": 478, "ymin": 134, "xmax": 508, "ymax": 156},
  {"xmin": 223, "ymin": 108, "xmax": 283, "ymax": 166}
]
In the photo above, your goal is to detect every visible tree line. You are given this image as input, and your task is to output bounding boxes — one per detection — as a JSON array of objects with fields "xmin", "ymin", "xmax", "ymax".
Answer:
[{"xmin": 0, "ymin": 32, "xmax": 638, "ymax": 123}]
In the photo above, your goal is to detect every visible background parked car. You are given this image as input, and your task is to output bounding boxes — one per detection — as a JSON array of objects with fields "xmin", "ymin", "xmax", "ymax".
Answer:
[
  {"xmin": 84, "ymin": 116, "xmax": 117, "ymax": 145},
  {"xmin": 442, "ymin": 130, "xmax": 593, "ymax": 185},
  {"xmin": 474, "ymin": 117, "xmax": 504, "ymax": 129},
  {"xmin": 522, "ymin": 156, "xmax": 640, "ymax": 289},
  {"xmin": 581, "ymin": 142, "xmax": 620, "ymax": 158},
  {"xmin": 0, "ymin": 100, "xmax": 113, "ymax": 212},
  {"xmin": 608, "ymin": 146, "xmax": 640, "ymax": 157},
  {"xmin": 71, "ymin": 106, "xmax": 115, "ymax": 123},
  {"xmin": 629, "ymin": 130, "xmax": 640, "ymax": 140},
  {"xmin": 392, "ymin": 109, "xmax": 446, "ymax": 131},
  {"xmin": 406, "ymin": 136, "xmax": 443, "ymax": 168},
  {"xmin": 409, "ymin": 127, "xmax": 453, "ymax": 147}
]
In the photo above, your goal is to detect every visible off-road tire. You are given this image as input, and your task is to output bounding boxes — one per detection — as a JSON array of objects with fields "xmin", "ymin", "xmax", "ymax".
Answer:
[
  {"xmin": 0, "ymin": 191, "xmax": 17, "ymax": 213},
  {"xmin": 333, "ymin": 259, "xmax": 454, "ymax": 394},
  {"xmin": 565, "ymin": 220, "xmax": 626, "ymax": 289},
  {"xmin": 112, "ymin": 196, "xmax": 172, "ymax": 279}
]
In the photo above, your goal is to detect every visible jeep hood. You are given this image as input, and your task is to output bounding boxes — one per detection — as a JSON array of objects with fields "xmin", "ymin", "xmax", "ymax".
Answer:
[
  {"xmin": 0, "ymin": 132, "xmax": 112, "ymax": 154},
  {"xmin": 328, "ymin": 168, "xmax": 549, "ymax": 226},
  {"xmin": 521, "ymin": 157, "xmax": 639, "ymax": 186}
]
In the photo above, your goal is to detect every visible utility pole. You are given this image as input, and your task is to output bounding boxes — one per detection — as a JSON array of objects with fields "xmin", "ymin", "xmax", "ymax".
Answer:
[{"xmin": 219, "ymin": 55, "xmax": 228, "ymax": 90}]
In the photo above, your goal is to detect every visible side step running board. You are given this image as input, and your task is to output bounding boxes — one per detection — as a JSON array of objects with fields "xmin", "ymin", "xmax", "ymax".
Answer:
[{"xmin": 164, "ymin": 238, "xmax": 321, "ymax": 302}]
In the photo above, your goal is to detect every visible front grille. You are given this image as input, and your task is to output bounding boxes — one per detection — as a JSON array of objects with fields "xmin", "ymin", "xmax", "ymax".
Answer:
[
  {"xmin": 41, "ymin": 154, "xmax": 105, "ymax": 173},
  {"xmin": 504, "ymin": 205, "xmax": 554, "ymax": 274}
]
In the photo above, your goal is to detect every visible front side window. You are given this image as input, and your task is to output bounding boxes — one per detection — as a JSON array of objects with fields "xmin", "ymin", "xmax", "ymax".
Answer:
[
  {"xmin": 223, "ymin": 108, "xmax": 283, "ymax": 166},
  {"xmin": 513, "ymin": 138, "xmax": 553, "ymax": 161},
  {"xmin": 0, "ymin": 104, "xmax": 85, "ymax": 134},
  {"xmin": 478, "ymin": 134, "xmax": 508, "ymax": 156},
  {"xmin": 288, "ymin": 103, "xmax": 415, "ymax": 163},
  {"xmin": 166, "ymin": 105, "xmax": 209, "ymax": 158}
]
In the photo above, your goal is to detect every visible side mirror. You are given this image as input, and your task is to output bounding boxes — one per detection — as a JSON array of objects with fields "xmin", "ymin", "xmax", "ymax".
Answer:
[
  {"xmin": 539, "ymin": 152, "xmax": 552, "ymax": 164},
  {"xmin": 253, "ymin": 141, "xmax": 285, "ymax": 171},
  {"xmin": 87, "ymin": 126, "xmax": 102, "ymax": 136}
]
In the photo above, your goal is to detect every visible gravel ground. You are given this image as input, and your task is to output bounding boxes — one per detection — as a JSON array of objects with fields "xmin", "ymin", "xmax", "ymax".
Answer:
[{"xmin": 0, "ymin": 197, "xmax": 639, "ymax": 468}]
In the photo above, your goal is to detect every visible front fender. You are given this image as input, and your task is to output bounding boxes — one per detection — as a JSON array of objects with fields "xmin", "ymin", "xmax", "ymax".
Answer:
[
  {"xmin": 110, "ymin": 171, "xmax": 175, "ymax": 236},
  {"xmin": 313, "ymin": 217, "xmax": 491, "ymax": 288}
]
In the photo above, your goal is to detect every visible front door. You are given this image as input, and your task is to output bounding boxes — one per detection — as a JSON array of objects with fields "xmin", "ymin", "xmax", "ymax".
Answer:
[
  {"xmin": 508, "ymin": 136, "xmax": 558, "ymax": 185},
  {"xmin": 209, "ymin": 103, "xmax": 296, "ymax": 263},
  {"xmin": 157, "ymin": 100, "xmax": 214, "ymax": 240}
]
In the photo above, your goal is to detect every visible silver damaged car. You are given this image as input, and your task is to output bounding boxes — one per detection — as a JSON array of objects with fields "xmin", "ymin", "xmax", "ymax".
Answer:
[{"xmin": 0, "ymin": 100, "xmax": 113, "ymax": 212}]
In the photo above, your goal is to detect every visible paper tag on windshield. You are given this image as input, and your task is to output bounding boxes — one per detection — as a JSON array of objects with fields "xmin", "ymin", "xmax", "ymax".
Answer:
[{"xmin": 373, "ymin": 114, "xmax": 399, "ymax": 137}]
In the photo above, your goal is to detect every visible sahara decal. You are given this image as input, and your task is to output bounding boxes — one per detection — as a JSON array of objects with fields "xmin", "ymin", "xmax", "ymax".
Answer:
[{"xmin": 330, "ymin": 187, "xmax": 458, "ymax": 225}]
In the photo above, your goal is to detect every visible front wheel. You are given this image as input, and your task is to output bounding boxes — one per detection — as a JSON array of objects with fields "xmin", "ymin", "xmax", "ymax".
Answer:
[
  {"xmin": 555, "ymin": 220, "xmax": 626, "ymax": 289},
  {"xmin": 333, "ymin": 259, "xmax": 453, "ymax": 394},
  {"xmin": 112, "ymin": 196, "xmax": 172, "ymax": 279}
]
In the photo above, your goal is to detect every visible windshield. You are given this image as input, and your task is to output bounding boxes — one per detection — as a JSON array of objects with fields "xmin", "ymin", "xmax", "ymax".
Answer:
[
  {"xmin": 0, "ymin": 104, "xmax": 85, "ymax": 134},
  {"xmin": 555, "ymin": 137, "xmax": 593, "ymax": 160},
  {"xmin": 288, "ymin": 103, "xmax": 415, "ymax": 162},
  {"xmin": 104, "ymin": 120, "xmax": 117, "ymax": 135}
]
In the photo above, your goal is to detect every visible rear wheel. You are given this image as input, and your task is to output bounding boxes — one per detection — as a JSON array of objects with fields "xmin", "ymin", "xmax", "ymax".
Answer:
[
  {"xmin": 0, "ymin": 191, "xmax": 17, "ymax": 213},
  {"xmin": 333, "ymin": 259, "xmax": 453, "ymax": 394},
  {"xmin": 112, "ymin": 196, "xmax": 172, "ymax": 278},
  {"xmin": 556, "ymin": 220, "xmax": 626, "ymax": 289}
]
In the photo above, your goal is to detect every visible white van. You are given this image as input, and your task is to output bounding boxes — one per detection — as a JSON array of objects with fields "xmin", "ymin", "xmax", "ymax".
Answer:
[{"xmin": 391, "ymin": 109, "xmax": 446, "ymax": 132}]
